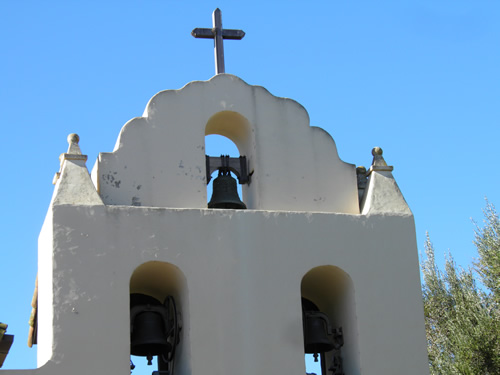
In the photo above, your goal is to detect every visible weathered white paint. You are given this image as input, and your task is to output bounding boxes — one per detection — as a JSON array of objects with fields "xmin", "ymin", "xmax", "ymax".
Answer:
[
  {"xmin": 14, "ymin": 206, "xmax": 428, "ymax": 375},
  {"xmin": 92, "ymin": 74, "xmax": 359, "ymax": 213},
  {"xmin": 35, "ymin": 212, "xmax": 53, "ymax": 368},
  {"xmin": 361, "ymin": 147, "xmax": 412, "ymax": 216},
  {"xmin": 51, "ymin": 134, "xmax": 103, "ymax": 207},
  {"xmin": 1, "ymin": 76, "xmax": 429, "ymax": 375}
]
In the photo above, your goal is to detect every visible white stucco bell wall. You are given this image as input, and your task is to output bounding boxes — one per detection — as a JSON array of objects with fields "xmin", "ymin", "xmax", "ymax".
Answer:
[
  {"xmin": 92, "ymin": 74, "xmax": 359, "ymax": 213},
  {"xmin": 7, "ymin": 205, "xmax": 428, "ymax": 375},
  {"xmin": 0, "ymin": 75, "xmax": 430, "ymax": 375}
]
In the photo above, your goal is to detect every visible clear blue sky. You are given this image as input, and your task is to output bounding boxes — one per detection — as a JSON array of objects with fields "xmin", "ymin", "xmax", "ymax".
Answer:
[{"xmin": 1, "ymin": 0, "xmax": 499, "ymax": 372}]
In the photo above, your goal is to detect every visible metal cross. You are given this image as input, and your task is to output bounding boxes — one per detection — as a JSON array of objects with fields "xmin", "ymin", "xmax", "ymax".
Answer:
[{"xmin": 191, "ymin": 8, "xmax": 245, "ymax": 75}]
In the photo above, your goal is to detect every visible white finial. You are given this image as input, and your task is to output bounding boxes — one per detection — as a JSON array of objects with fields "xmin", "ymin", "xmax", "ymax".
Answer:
[
  {"xmin": 371, "ymin": 147, "xmax": 388, "ymax": 167},
  {"xmin": 54, "ymin": 133, "xmax": 87, "ymax": 184},
  {"xmin": 367, "ymin": 146, "xmax": 393, "ymax": 175},
  {"xmin": 68, "ymin": 133, "xmax": 80, "ymax": 145},
  {"xmin": 65, "ymin": 133, "xmax": 83, "ymax": 155},
  {"xmin": 372, "ymin": 147, "xmax": 383, "ymax": 156}
]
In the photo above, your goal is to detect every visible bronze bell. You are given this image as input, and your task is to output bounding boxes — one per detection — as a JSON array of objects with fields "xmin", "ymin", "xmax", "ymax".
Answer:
[
  {"xmin": 208, "ymin": 170, "xmax": 246, "ymax": 209},
  {"xmin": 303, "ymin": 311, "xmax": 335, "ymax": 354},
  {"xmin": 130, "ymin": 294, "xmax": 172, "ymax": 364},
  {"xmin": 302, "ymin": 298, "xmax": 335, "ymax": 355}
]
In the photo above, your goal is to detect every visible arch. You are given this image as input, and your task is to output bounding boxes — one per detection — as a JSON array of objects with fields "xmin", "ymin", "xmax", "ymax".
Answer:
[
  {"xmin": 205, "ymin": 111, "xmax": 251, "ymax": 156},
  {"xmin": 130, "ymin": 261, "xmax": 187, "ymax": 303},
  {"xmin": 129, "ymin": 261, "xmax": 189, "ymax": 375},
  {"xmin": 301, "ymin": 265, "xmax": 360, "ymax": 375},
  {"xmin": 204, "ymin": 111, "xmax": 253, "ymax": 208}
]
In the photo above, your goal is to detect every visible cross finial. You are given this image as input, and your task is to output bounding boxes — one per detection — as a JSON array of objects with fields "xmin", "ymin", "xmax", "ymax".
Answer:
[{"xmin": 192, "ymin": 8, "xmax": 245, "ymax": 75}]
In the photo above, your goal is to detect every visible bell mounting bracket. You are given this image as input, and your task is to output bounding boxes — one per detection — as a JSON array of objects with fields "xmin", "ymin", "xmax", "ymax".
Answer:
[{"xmin": 206, "ymin": 155, "xmax": 250, "ymax": 185}]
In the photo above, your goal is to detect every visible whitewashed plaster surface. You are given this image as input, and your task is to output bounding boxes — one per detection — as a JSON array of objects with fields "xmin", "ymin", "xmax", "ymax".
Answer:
[
  {"xmin": 91, "ymin": 74, "xmax": 359, "ymax": 213},
  {"xmin": 9, "ymin": 206, "xmax": 429, "ymax": 375},
  {"xmin": 1, "ymin": 75, "xmax": 429, "ymax": 375}
]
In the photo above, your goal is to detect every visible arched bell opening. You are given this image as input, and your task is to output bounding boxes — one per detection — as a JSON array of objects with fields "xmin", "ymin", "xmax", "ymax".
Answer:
[
  {"xmin": 205, "ymin": 134, "xmax": 245, "ymax": 209},
  {"xmin": 205, "ymin": 111, "xmax": 254, "ymax": 209},
  {"xmin": 129, "ymin": 261, "xmax": 188, "ymax": 375},
  {"xmin": 301, "ymin": 266, "xmax": 360, "ymax": 375}
]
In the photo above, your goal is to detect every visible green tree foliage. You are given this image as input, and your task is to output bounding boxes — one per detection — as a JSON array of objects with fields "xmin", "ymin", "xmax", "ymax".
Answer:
[
  {"xmin": 421, "ymin": 202, "xmax": 500, "ymax": 375},
  {"xmin": 474, "ymin": 202, "xmax": 500, "ymax": 306}
]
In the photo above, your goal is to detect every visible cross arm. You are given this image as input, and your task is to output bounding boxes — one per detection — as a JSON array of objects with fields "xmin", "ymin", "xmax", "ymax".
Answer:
[
  {"xmin": 191, "ymin": 28, "xmax": 245, "ymax": 40},
  {"xmin": 221, "ymin": 29, "xmax": 245, "ymax": 40},
  {"xmin": 191, "ymin": 28, "xmax": 214, "ymax": 38}
]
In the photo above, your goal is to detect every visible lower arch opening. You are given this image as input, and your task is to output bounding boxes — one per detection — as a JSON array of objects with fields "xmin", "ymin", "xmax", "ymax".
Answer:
[
  {"xmin": 129, "ymin": 261, "xmax": 188, "ymax": 375},
  {"xmin": 301, "ymin": 265, "xmax": 360, "ymax": 375}
]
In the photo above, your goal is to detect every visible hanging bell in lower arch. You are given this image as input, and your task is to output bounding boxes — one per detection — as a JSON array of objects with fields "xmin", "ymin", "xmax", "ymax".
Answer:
[
  {"xmin": 130, "ymin": 294, "xmax": 172, "ymax": 363},
  {"xmin": 301, "ymin": 298, "xmax": 335, "ymax": 355},
  {"xmin": 208, "ymin": 172, "xmax": 247, "ymax": 209},
  {"xmin": 303, "ymin": 311, "xmax": 336, "ymax": 354}
]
